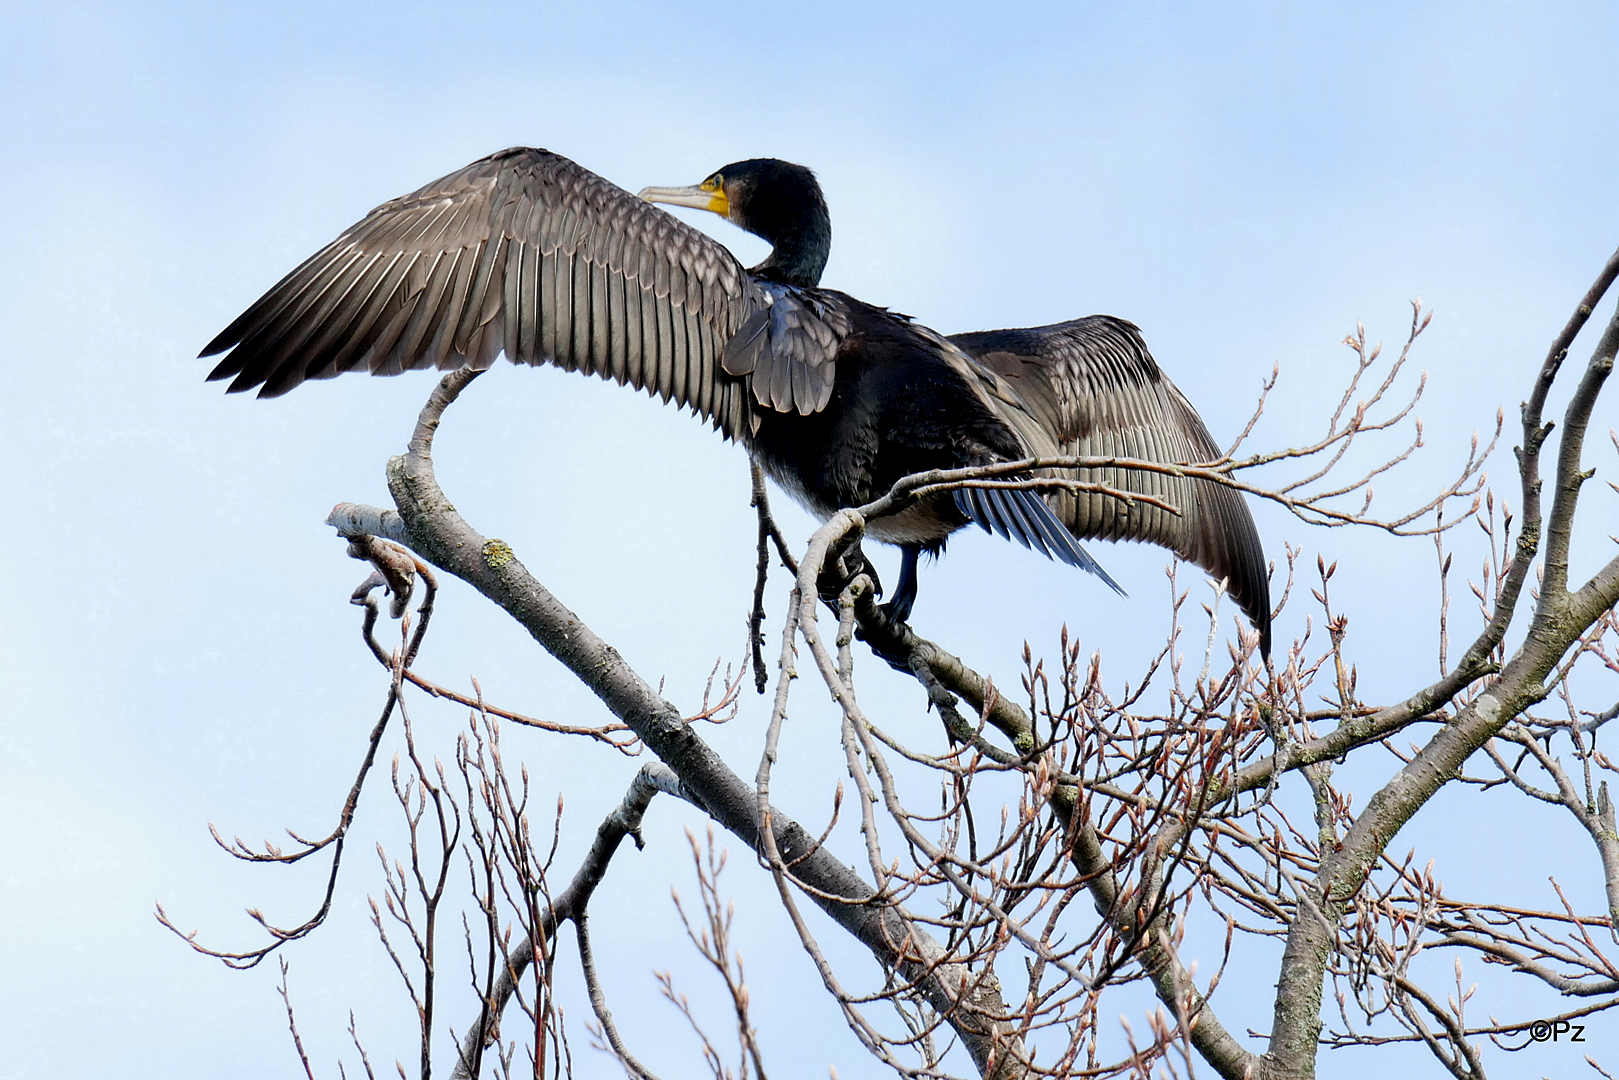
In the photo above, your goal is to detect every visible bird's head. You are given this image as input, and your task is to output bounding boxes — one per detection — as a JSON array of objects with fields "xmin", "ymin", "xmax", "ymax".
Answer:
[{"xmin": 639, "ymin": 158, "xmax": 831, "ymax": 287}]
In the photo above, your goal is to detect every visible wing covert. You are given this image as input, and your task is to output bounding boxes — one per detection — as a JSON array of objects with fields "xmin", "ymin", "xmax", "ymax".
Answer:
[{"xmin": 720, "ymin": 283, "xmax": 852, "ymax": 415}]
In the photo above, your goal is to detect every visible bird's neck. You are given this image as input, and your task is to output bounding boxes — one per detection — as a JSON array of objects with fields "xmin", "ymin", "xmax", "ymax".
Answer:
[{"xmin": 750, "ymin": 210, "xmax": 831, "ymax": 287}]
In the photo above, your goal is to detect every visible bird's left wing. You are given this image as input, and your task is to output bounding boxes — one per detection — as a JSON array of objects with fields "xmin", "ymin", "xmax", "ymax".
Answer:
[{"xmin": 950, "ymin": 316, "xmax": 1271, "ymax": 652}]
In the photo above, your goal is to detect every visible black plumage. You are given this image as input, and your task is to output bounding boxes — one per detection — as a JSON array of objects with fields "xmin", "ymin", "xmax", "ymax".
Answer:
[{"xmin": 202, "ymin": 148, "xmax": 1271, "ymax": 653}]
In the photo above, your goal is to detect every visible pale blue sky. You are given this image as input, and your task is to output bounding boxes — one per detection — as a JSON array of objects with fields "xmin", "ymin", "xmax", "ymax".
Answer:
[{"xmin": 3, "ymin": 2, "xmax": 1617, "ymax": 1077}]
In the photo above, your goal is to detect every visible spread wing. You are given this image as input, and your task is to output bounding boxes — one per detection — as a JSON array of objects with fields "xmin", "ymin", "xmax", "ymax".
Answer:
[
  {"xmin": 950, "ymin": 316, "xmax": 1271, "ymax": 652},
  {"xmin": 201, "ymin": 147, "xmax": 848, "ymax": 433}
]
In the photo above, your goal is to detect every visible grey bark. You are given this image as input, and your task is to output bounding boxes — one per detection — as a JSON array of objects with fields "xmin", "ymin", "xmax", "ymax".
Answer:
[{"xmin": 332, "ymin": 370, "xmax": 1030, "ymax": 1080}]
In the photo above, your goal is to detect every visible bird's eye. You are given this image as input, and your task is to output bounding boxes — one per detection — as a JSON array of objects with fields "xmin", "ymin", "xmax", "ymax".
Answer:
[{"xmin": 704, "ymin": 174, "xmax": 722, "ymax": 191}]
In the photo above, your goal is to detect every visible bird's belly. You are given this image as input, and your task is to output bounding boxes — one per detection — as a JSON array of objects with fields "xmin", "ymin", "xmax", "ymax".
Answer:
[
  {"xmin": 758, "ymin": 456, "xmax": 957, "ymax": 546},
  {"xmin": 863, "ymin": 500, "xmax": 958, "ymax": 545}
]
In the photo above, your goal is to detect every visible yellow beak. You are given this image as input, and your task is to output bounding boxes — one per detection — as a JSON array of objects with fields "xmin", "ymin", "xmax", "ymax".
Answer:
[{"xmin": 637, "ymin": 183, "xmax": 730, "ymax": 219}]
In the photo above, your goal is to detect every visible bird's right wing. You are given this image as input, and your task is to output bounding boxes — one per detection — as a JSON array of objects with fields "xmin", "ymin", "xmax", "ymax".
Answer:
[
  {"xmin": 201, "ymin": 147, "xmax": 847, "ymax": 435},
  {"xmin": 950, "ymin": 316, "xmax": 1271, "ymax": 652}
]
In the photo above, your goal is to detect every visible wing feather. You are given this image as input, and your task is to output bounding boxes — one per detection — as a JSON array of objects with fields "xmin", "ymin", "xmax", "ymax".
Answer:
[
  {"xmin": 425, "ymin": 248, "xmax": 477, "ymax": 369},
  {"xmin": 667, "ymin": 292, "xmax": 690, "ymax": 406},
  {"xmin": 621, "ymin": 265, "xmax": 646, "ymax": 389},
  {"xmin": 604, "ymin": 263, "xmax": 628, "ymax": 385},
  {"xmin": 553, "ymin": 243, "xmax": 579, "ymax": 371},
  {"xmin": 497, "ymin": 241, "xmax": 520, "ymax": 365},
  {"xmin": 286, "ymin": 252, "xmax": 392, "ymax": 380},
  {"xmin": 391, "ymin": 250, "xmax": 459, "ymax": 373},
  {"xmin": 692, "ymin": 305, "xmax": 713, "ymax": 418},
  {"xmin": 454, "ymin": 236, "xmax": 504, "ymax": 356}
]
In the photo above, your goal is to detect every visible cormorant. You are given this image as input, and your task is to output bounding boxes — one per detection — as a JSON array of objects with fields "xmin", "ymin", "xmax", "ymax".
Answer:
[{"xmin": 201, "ymin": 149, "xmax": 1271, "ymax": 654}]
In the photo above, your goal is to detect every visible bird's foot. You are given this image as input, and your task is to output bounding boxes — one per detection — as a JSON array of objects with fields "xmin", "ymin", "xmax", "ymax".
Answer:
[
  {"xmin": 879, "ymin": 592, "xmax": 915, "ymax": 625},
  {"xmin": 816, "ymin": 540, "xmax": 883, "ymax": 608}
]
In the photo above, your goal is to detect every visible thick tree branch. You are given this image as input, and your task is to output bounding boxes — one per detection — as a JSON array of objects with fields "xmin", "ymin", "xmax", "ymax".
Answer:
[
  {"xmin": 1258, "ymin": 260, "xmax": 1619, "ymax": 1080},
  {"xmin": 336, "ymin": 370, "xmax": 1029, "ymax": 1080}
]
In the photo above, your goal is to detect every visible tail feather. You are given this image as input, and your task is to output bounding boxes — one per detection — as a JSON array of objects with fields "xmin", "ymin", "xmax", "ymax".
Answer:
[{"xmin": 953, "ymin": 484, "xmax": 1126, "ymax": 597}]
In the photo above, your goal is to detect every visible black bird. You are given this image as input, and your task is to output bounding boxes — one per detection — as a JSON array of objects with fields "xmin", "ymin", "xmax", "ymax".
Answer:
[{"xmin": 201, "ymin": 149, "xmax": 1270, "ymax": 653}]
